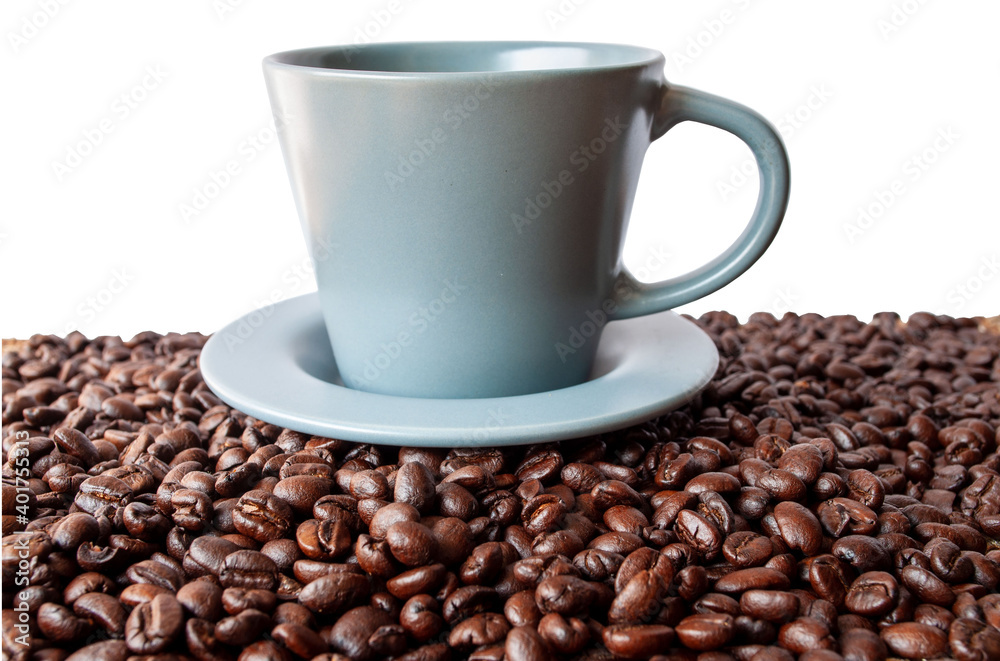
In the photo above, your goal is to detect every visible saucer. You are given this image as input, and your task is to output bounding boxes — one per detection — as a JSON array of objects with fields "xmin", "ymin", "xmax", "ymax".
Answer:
[{"xmin": 200, "ymin": 293, "xmax": 719, "ymax": 447}]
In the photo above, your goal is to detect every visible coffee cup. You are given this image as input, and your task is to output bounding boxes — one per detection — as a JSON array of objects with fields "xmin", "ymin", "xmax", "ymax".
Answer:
[{"xmin": 263, "ymin": 41, "xmax": 789, "ymax": 398}]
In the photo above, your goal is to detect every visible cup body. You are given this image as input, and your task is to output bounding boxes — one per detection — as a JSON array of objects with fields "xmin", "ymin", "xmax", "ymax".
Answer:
[{"xmin": 264, "ymin": 42, "xmax": 669, "ymax": 398}]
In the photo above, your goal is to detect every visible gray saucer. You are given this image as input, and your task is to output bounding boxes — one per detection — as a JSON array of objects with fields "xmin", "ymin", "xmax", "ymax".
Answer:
[{"xmin": 200, "ymin": 293, "xmax": 718, "ymax": 447}]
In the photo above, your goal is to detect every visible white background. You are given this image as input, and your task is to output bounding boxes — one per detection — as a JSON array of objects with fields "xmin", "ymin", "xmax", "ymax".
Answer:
[{"xmin": 2, "ymin": 0, "xmax": 998, "ymax": 340}]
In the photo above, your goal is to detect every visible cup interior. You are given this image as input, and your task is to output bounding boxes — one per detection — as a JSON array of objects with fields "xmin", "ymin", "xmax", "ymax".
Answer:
[{"xmin": 266, "ymin": 41, "xmax": 661, "ymax": 74}]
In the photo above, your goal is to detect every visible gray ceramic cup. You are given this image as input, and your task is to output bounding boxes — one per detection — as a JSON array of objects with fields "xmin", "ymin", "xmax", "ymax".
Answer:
[{"xmin": 263, "ymin": 41, "xmax": 789, "ymax": 399}]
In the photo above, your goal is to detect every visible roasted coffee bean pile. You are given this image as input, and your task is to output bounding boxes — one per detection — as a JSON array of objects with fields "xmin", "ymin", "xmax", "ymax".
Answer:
[{"xmin": 2, "ymin": 311, "xmax": 1000, "ymax": 661}]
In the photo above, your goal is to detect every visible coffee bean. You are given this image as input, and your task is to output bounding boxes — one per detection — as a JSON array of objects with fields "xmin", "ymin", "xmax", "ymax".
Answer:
[
  {"xmin": 831, "ymin": 535, "xmax": 891, "ymax": 573},
  {"xmin": 434, "ymin": 482, "xmax": 479, "ymax": 521},
  {"xmin": 516, "ymin": 448, "xmax": 563, "ymax": 483},
  {"xmin": 561, "ymin": 463, "xmax": 603, "ymax": 492},
  {"xmin": 273, "ymin": 475, "xmax": 332, "ymax": 517},
  {"xmin": 296, "ymin": 518, "xmax": 352, "ymax": 561},
  {"xmin": 776, "ymin": 443, "xmax": 824, "ymax": 485},
  {"xmin": 807, "ymin": 554, "xmax": 851, "ymax": 608},
  {"xmin": 216, "ymin": 462, "xmax": 261, "ymax": 499},
  {"xmin": 185, "ymin": 618, "xmax": 229, "ymax": 661},
  {"xmin": 535, "ymin": 574, "xmax": 594, "ymax": 615},
  {"xmin": 609, "ymin": 569, "xmax": 667, "ymax": 624},
  {"xmin": 914, "ymin": 601, "xmax": 955, "ymax": 631},
  {"xmin": 64, "ymin": 640, "xmax": 129, "ymax": 661},
  {"xmin": 950, "ymin": 617, "xmax": 1000, "ymax": 661},
  {"xmin": 74, "ymin": 475, "xmax": 132, "ymax": 517},
  {"xmin": 838, "ymin": 628, "xmax": 887, "ymax": 661},
  {"xmin": 184, "ymin": 535, "xmax": 240, "ymax": 577},
  {"xmin": 722, "ymin": 530, "xmax": 773, "ymax": 568},
  {"xmin": 355, "ymin": 533, "xmax": 398, "ymax": 578},
  {"xmin": 72, "ymin": 592, "xmax": 126, "ymax": 637},
  {"xmin": 36, "ymin": 602, "xmax": 92, "ymax": 642},
  {"xmin": 573, "ymin": 548, "xmax": 624, "ymax": 582},
  {"xmin": 844, "ymin": 571, "xmax": 898, "ymax": 617},
  {"xmin": 900, "ymin": 564, "xmax": 956, "ymax": 607},
  {"xmin": 441, "ymin": 463, "xmax": 495, "ymax": 492},
  {"xmin": 778, "ymin": 617, "xmax": 836, "ymax": 654},
  {"xmin": 773, "ymin": 501, "xmax": 823, "ymax": 556},
  {"xmin": 686, "ymin": 471, "xmax": 742, "ymax": 495},
  {"xmin": 324, "ymin": 604, "xmax": 393, "ymax": 660},
  {"xmin": 118, "ymin": 583, "xmax": 172, "ymax": 609},
  {"xmin": 369, "ymin": 502, "xmax": 420, "ymax": 539},
  {"xmin": 399, "ymin": 594, "xmax": 444, "ymax": 642},
  {"xmin": 591, "ymin": 480, "xmax": 644, "ymax": 511},
  {"xmin": 102, "ymin": 395, "xmax": 144, "ymax": 421},
  {"xmin": 675, "ymin": 612, "xmax": 735, "ymax": 650},
  {"xmin": 387, "ymin": 563, "xmax": 447, "ymax": 600},
  {"xmin": 260, "ymin": 537, "xmax": 302, "ymax": 573},
  {"xmin": 273, "ymin": 601, "xmax": 316, "ymax": 629},
  {"xmin": 298, "ymin": 572, "xmax": 369, "ymax": 615},
  {"xmin": 126, "ymin": 558, "xmax": 184, "ymax": 592},
  {"xmin": 430, "ymin": 516, "xmax": 475, "ymax": 566},
  {"xmin": 602, "ymin": 624, "xmax": 675, "ymax": 660},
  {"xmin": 241, "ymin": 640, "xmax": 294, "ymax": 661},
  {"xmin": 176, "ymin": 579, "xmax": 224, "ymax": 621},
  {"xmin": 125, "ymin": 593, "xmax": 183, "ymax": 653},
  {"xmin": 60, "ymin": 572, "xmax": 112, "ymax": 606},
  {"xmin": 170, "ymin": 487, "xmax": 214, "ymax": 531},
  {"xmin": 676, "ymin": 564, "xmax": 710, "ymax": 601},
  {"xmin": 443, "ymin": 585, "xmax": 498, "ymax": 624},
  {"xmin": 385, "ymin": 520, "xmax": 438, "ymax": 566},
  {"xmin": 537, "ymin": 612, "xmax": 589, "ymax": 655},
  {"xmin": 273, "ymin": 622, "xmax": 328, "ymax": 658},
  {"xmin": 394, "ymin": 462, "xmax": 437, "ymax": 514},
  {"xmin": 448, "ymin": 612, "xmax": 511, "ymax": 650},
  {"xmin": 740, "ymin": 590, "xmax": 799, "ymax": 623},
  {"xmin": 53, "ymin": 427, "xmax": 102, "ymax": 467},
  {"xmin": 615, "ymin": 547, "xmax": 672, "ymax": 594},
  {"xmin": 929, "ymin": 538, "xmax": 973, "ymax": 583},
  {"xmin": 221, "ymin": 587, "xmax": 277, "ymax": 615},
  {"xmin": 220, "ymin": 550, "xmax": 279, "ymax": 591},
  {"xmin": 504, "ymin": 625, "xmax": 552, "ymax": 661},
  {"xmin": 881, "ymin": 621, "xmax": 948, "ymax": 659},
  {"xmin": 714, "ymin": 567, "xmax": 791, "ymax": 593},
  {"xmin": 232, "ymin": 489, "xmax": 293, "ymax": 542},
  {"xmin": 216, "ymin": 608, "xmax": 271, "ymax": 645}
]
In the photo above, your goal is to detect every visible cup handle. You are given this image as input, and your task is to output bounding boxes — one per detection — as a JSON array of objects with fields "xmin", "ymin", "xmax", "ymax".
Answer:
[{"xmin": 608, "ymin": 84, "xmax": 790, "ymax": 320}]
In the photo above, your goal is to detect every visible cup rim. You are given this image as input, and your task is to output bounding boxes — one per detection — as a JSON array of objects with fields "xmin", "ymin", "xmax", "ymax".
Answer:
[{"xmin": 263, "ymin": 40, "xmax": 664, "ymax": 78}]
